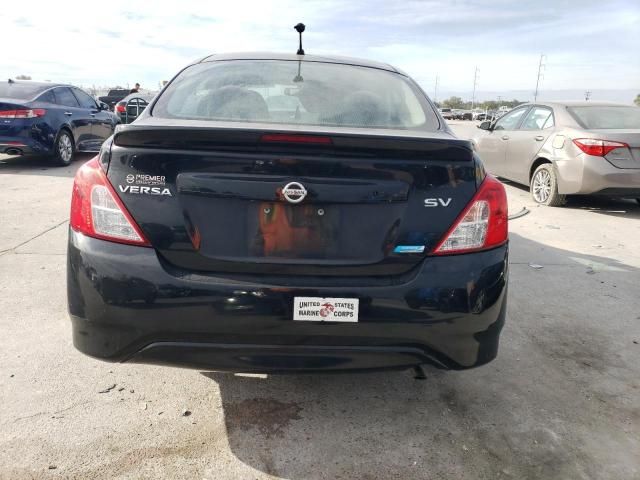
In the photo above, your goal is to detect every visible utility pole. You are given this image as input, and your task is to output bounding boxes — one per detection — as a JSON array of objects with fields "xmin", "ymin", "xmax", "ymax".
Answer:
[
  {"xmin": 434, "ymin": 74, "xmax": 439, "ymax": 103},
  {"xmin": 584, "ymin": 91, "xmax": 592, "ymax": 101},
  {"xmin": 472, "ymin": 66, "xmax": 479, "ymax": 110},
  {"xmin": 534, "ymin": 54, "xmax": 545, "ymax": 102}
]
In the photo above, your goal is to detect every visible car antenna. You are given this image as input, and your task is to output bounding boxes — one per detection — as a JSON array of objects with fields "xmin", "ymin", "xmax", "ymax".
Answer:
[{"xmin": 294, "ymin": 23, "xmax": 305, "ymax": 55}]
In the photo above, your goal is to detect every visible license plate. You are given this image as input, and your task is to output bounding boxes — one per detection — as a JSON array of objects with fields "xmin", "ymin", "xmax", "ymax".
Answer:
[{"xmin": 293, "ymin": 297, "xmax": 359, "ymax": 322}]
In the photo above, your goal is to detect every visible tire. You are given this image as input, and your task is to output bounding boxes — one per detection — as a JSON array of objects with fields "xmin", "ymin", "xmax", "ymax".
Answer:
[
  {"xmin": 530, "ymin": 164, "xmax": 566, "ymax": 206},
  {"xmin": 54, "ymin": 130, "xmax": 74, "ymax": 166}
]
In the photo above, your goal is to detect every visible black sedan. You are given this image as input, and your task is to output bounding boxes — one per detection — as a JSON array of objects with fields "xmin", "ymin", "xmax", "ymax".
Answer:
[
  {"xmin": 0, "ymin": 80, "xmax": 118, "ymax": 165},
  {"xmin": 68, "ymin": 52, "xmax": 508, "ymax": 374}
]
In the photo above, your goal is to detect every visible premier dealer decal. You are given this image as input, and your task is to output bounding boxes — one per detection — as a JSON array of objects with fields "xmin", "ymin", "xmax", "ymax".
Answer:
[
  {"xmin": 293, "ymin": 297, "xmax": 359, "ymax": 322},
  {"xmin": 126, "ymin": 174, "xmax": 166, "ymax": 186},
  {"xmin": 119, "ymin": 173, "xmax": 172, "ymax": 196}
]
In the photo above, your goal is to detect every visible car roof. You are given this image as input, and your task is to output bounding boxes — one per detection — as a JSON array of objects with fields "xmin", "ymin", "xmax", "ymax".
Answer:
[
  {"xmin": 122, "ymin": 91, "xmax": 156, "ymax": 101},
  {"xmin": 527, "ymin": 101, "xmax": 633, "ymax": 108},
  {"xmin": 198, "ymin": 52, "xmax": 405, "ymax": 75},
  {"xmin": 0, "ymin": 80, "xmax": 74, "ymax": 101},
  {"xmin": 7, "ymin": 80, "xmax": 69, "ymax": 89}
]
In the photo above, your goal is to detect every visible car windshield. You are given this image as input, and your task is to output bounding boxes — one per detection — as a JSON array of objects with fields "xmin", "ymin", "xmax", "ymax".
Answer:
[
  {"xmin": 152, "ymin": 60, "xmax": 436, "ymax": 131},
  {"xmin": 568, "ymin": 106, "xmax": 640, "ymax": 129},
  {"xmin": 0, "ymin": 82, "xmax": 48, "ymax": 100}
]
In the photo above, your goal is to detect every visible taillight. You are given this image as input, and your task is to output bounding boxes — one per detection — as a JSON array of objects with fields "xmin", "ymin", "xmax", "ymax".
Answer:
[
  {"xmin": 432, "ymin": 175, "xmax": 508, "ymax": 255},
  {"xmin": 115, "ymin": 104, "xmax": 126, "ymax": 113},
  {"xmin": 70, "ymin": 158, "xmax": 150, "ymax": 246},
  {"xmin": 0, "ymin": 109, "xmax": 46, "ymax": 119},
  {"xmin": 573, "ymin": 138, "xmax": 629, "ymax": 157},
  {"xmin": 260, "ymin": 133, "xmax": 333, "ymax": 145}
]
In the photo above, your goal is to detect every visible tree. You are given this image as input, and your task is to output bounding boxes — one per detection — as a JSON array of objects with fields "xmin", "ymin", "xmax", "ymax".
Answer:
[
  {"xmin": 441, "ymin": 96, "xmax": 466, "ymax": 109},
  {"xmin": 15, "ymin": 74, "xmax": 31, "ymax": 80},
  {"xmin": 480, "ymin": 100, "xmax": 500, "ymax": 110},
  {"xmin": 635, "ymin": 94, "xmax": 640, "ymax": 106}
]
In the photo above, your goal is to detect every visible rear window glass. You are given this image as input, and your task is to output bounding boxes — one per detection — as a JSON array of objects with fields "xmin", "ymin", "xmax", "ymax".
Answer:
[
  {"xmin": 0, "ymin": 82, "xmax": 48, "ymax": 100},
  {"xmin": 152, "ymin": 60, "xmax": 437, "ymax": 131},
  {"xmin": 568, "ymin": 106, "xmax": 640, "ymax": 129}
]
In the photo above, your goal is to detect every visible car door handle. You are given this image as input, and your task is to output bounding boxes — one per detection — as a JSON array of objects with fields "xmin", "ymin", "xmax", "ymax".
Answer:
[
  {"xmin": 64, "ymin": 112, "xmax": 73, "ymax": 116},
  {"xmin": 534, "ymin": 135, "xmax": 544, "ymax": 141},
  {"xmin": 90, "ymin": 113, "xmax": 96, "ymax": 117},
  {"xmin": 501, "ymin": 135, "xmax": 509, "ymax": 141}
]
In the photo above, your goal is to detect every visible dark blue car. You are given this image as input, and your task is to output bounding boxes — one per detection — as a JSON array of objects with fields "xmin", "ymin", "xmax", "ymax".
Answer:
[{"xmin": 0, "ymin": 80, "xmax": 118, "ymax": 165}]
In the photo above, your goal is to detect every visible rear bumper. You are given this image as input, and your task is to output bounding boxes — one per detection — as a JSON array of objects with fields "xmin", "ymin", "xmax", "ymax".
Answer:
[
  {"xmin": 0, "ymin": 140, "xmax": 41, "ymax": 155},
  {"xmin": 556, "ymin": 154, "xmax": 640, "ymax": 195},
  {"xmin": 67, "ymin": 230, "xmax": 508, "ymax": 372},
  {"xmin": 0, "ymin": 119, "xmax": 57, "ymax": 155}
]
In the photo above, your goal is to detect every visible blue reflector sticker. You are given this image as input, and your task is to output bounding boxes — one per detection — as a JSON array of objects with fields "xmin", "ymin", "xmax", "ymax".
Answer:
[{"xmin": 393, "ymin": 245, "xmax": 425, "ymax": 253}]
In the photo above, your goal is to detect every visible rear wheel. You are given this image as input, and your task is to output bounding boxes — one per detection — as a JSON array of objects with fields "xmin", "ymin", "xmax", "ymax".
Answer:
[
  {"xmin": 54, "ymin": 130, "xmax": 74, "ymax": 166},
  {"xmin": 531, "ymin": 164, "xmax": 565, "ymax": 206}
]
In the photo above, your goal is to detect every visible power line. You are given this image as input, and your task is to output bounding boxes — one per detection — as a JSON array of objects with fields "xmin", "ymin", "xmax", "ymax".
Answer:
[{"xmin": 534, "ymin": 54, "xmax": 545, "ymax": 102}]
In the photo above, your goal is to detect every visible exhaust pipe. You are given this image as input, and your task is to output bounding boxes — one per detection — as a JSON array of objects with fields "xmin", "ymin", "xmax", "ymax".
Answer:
[{"xmin": 4, "ymin": 148, "xmax": 23, "ymax": 156}]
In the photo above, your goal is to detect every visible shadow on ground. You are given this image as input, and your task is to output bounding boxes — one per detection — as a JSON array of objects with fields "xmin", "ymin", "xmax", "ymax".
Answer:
[
  {"xmin": 0, "ymin": 153, "xmax": 93, "ymax": 178},
  {"xmin": 202, "ymin": 233, "xmax": 640, "ymax": 480},
  {"xmin": 500, "ymin": 179, "xmax": 640, "ymax": 220}
]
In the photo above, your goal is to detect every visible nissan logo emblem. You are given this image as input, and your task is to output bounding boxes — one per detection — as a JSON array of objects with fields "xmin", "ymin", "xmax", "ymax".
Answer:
[{"xmin": 282, "ymin": 182, "xmax": 307, "ymax": 204}]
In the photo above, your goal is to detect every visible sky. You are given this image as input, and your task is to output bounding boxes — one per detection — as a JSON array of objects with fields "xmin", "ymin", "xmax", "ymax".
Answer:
[{"xmin": 2, "ymin": 0, "xmax": 639, "ymax": 102}]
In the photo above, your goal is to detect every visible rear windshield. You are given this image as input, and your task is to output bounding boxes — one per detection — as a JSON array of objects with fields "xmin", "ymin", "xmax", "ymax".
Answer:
[
  {"xmin": 152, "ymin": 60, "xmax": 437, "ymax": 131},
  {"xmin": 0, "ymin": 82, "xmax": 48, "ymax": 100},
  {"xmin": 568, "ymin": 106, "xmax": 640, "ymax": 129}
]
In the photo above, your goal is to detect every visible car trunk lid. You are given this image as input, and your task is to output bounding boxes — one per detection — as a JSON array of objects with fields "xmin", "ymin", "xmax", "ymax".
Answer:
[
  {"xmin": 587, "ymin": 129, "xmax": 640, "ymax": 169},
  {"xmin": 107, "ymin": 123, "xmax": 480, "ymax": 276}
]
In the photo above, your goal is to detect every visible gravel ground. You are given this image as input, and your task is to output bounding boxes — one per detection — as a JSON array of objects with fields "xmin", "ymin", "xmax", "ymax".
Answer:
[{"xmin": 0, "ymin": 139, "xmax": 638, "ymax": 479}]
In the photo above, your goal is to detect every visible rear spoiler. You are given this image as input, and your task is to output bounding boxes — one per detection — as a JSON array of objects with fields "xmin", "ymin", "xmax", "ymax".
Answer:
[{"xmin": 113, "ymin": 125, "xmax": 474, "ymax": 162}]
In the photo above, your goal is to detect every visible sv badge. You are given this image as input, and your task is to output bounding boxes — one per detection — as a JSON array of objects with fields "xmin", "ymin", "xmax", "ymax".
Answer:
[{"xmin": 424, "ymin": 198, "xmax": 452, "ymax": 207}]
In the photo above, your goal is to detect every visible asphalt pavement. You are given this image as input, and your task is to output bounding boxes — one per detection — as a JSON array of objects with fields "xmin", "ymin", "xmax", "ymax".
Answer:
[{"xmin": 1, "ymin": 134, "xmax": 639, "ymax": 479}]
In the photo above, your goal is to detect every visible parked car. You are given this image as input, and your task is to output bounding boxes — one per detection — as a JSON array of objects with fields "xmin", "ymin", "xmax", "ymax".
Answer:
[
  {"xmin": 439, "ymin": 108, "xmax": 454, "ymax": 120},
  {"xmin": 98, "ymin": 88, "xmax": 130, "ymax": 111},
  {"xmin": 0, "ymin": 80, "xmax": 119, "ymax": 165},
  {"xmin": 453, "ymin": 109, "xmax": 471, "ymax": 120},
  {"xmin": 476, "ymin": 111, "xmax": 498, "ymax": 122},
  {"xmin": 68, "ymin": 52, "xmax": 509, "ymax": 374},
  {"xmin": 473, "ymin": 102, "xmax": 640, "ymax": 206},
  {"xmin": 114, "ymin": 92, "xmax": 156, "ymax": 124},
  {"xmin": 472, "ymin": 109, "xmax": 485, "ymax": 120}
]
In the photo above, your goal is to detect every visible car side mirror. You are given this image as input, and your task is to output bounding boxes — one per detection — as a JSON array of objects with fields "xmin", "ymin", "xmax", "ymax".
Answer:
[
  {"xmin": 98, "ymin": 102, "xmax": 110, "ymax": 111},
  {"xmin": 478, "ymin": 121, "xmax": 492, "ymax": 131}
]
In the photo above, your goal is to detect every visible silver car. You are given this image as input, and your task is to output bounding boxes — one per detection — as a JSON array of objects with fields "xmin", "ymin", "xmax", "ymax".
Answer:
[{"xmin": 472, "ymin": 102, "xmax": 640, "ymax": 206}]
